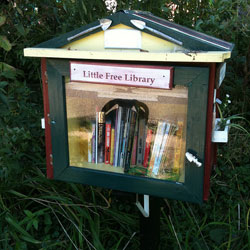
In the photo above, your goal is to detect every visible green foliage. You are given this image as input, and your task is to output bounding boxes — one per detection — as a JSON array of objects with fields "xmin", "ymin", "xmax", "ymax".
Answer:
[{"xmin": 0, "ymin": 0, "xmax": 249, "ymax": 249}]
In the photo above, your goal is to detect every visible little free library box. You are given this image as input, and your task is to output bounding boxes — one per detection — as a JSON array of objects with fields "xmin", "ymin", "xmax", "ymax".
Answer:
[{"xmin": 24, "ymin": 10, "xmax": 233, "ymax": 203}]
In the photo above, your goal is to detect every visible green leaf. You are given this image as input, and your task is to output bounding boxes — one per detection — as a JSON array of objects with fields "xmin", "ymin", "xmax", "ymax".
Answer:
[
  {"xmin": 24, "ymin": 210, "xmax": 34, "ymax": 218},
  {"xmin": 0, "ymin": 81, "xmax": 8, "ymax": 88},
  {"xmin": 15, "ymin": 23, "xmax": 26, "ymax": 37},
  {"xmin": 20, "ymin": 235, "xmax": 41, "ymax": 244},
  {"xmin": 0, "ymin": 16, "xmax": 6, "ymax": 27},
  {"xmin": 6, "ymin": 216, "xmax": 32, "ymax": 238},
  {"xmin": 0, "ymin": 62, "xmax": 16, "ymax": 72},
  {"xmin": 44, "ymin": 214, "xmax": 52, "ymax": 225},
  {"xmin": 8, "ymin": 190, "xmax": 28, "ymax": 198},
  {"xmin": 0, "ymin": 92, "xmax": 9, "ymax": 106},
  {"xmin": 0, "ymin": 35, "xmax": 12, "ymax": 51},
  {"xmin": 33, "ymin": 219, "xmax": 39, "ymax": 230}
]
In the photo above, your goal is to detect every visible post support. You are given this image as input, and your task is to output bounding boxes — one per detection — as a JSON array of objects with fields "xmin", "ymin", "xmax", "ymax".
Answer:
[{"xmin": 138, "ymin": 195, "xmax": 161, "ymax": 250}]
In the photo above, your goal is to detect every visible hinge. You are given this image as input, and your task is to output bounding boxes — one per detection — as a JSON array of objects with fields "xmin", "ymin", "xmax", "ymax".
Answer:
[
  {"xmin": 44, "ymin": 71, "xmax": 48, "ymax": 84},
  {"xmin": 47, "ymin": 113, "xmax": 51, "ymax": 125},
  {"xmin": 50, "ymin": 154, "xmax": 53, "ymax": 166}
]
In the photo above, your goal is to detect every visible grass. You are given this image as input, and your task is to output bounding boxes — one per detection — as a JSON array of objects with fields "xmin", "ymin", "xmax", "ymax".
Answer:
[
  {"xmin": 1, "ymin": 135, "xmax": 249, "ymax": 249},
  {"xmin": 1, "ymin": 1, "xmax": 250, "ymax": 248}
]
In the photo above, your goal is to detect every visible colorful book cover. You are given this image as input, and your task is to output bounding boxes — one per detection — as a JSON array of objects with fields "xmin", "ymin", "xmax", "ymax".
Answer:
[
  {"xmin": 97, "ymin": 112, "xmax": 105, "ymax": 163},
  {"xmin": 158, "ymin": 124, "xmax": 177, "ymax": 176},
  {"xmin": 148, "ymin": 121, "xmax": 166, "ymax": 174},
  {"xmin": 143, "ymin": 129, "xmax": 153, "ymax": 168},
  {"xmin": 105, "ymin": 120, "xmax": 111, "ymax": 164},
  {"xmin": 152, "ymin": 123, "xmax": 170, "ymax": 175},
  {"xmin": 110, "ymin": 127, "xmax": 115, "ymax": 165}
]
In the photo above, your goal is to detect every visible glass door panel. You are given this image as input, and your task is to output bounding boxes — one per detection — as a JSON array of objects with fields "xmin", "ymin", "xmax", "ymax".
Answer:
[{"xmin": 65, "ymin": 79, "xmax": 188, "ymax": 182}]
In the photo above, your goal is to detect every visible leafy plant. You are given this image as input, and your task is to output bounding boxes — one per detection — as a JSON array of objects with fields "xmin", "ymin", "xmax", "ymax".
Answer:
[
  {"xmin": 215, "ymin": 95, "xmax": 249, "ymax": 134},
  {"xmin": 0, "ymin": 0, "xmax": 250, "ymax": 249}
]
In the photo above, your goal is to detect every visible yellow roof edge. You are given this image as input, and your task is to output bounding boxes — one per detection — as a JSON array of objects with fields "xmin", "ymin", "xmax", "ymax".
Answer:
[{"xmin": 24, "ymin": 48, "xmax": 231, "ymax": 63}]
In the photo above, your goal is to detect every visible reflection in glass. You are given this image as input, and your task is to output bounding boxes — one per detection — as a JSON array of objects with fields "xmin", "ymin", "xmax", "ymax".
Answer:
[{"xmin": 65, "ymin": 78, "xmax": 188, "ymax": 182}]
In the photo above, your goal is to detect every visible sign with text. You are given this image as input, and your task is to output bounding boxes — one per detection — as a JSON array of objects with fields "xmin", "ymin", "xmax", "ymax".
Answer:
[{"xmin": 70, "ymin": 62, "xmax": 173, "ymax": 90}]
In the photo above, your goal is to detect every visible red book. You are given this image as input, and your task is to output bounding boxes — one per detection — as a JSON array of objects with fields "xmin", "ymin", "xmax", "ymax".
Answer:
[
  {"xmin": 105, "ymin": 121, "xmax": 112, "ymax": 164},
  {"xmin": 143, "ymin": 129, "xmax": 153, "ymax": 167}
]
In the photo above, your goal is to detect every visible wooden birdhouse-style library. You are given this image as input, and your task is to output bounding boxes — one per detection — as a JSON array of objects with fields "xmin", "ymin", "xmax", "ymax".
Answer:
[{"xmin": 24, "ymin": 10, "xmax": 233, "ymax": 203}]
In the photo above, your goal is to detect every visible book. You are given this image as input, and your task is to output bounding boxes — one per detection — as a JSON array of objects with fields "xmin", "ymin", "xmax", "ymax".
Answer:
[
  {"xmin": 114, "ymin": 106, "xmax": 123, "ymax": 166},
  {"xmin": 105, "ymin": 120, "xmax": 112, "ymax": 164},
  {"xmin": 118, "ymin": 107, "xmax": 128, "ymax": 167},
  {"xmin": 173, "ymin": 121, "xmax": 184, "ymax": 174},
  {"xmin": 148, "ymin": 121, "xmax": 166, "ymax": 174},
  {"xmin": 143, "ymin": 129, "xmax": 153, "ymax": 168},
  {"xmin": 91, "ymin": 122, "xmax": 96, "ymax": 163},
  {"xmin": 158, "ymin": 124, "xmax": 177, "ymax": 176},
  {"xmin": 95, "ymin": 112, "xmax": 98, "ymax": 164},
  {"xmin": 87, "ymin": 131, "xmax": 92, "ymax": 163},
  {"xmin": 137, "ymin": 118, "xmax": 146, "ymax": 165},
  {"xmin": 110, "ymin": 127, "xmax": 115, "ymax": 165},
  {"xmin": 97, "ymin": 112, "xmax": 105, "ymax": 163},
  {"xmin": 124, "ymin": 109, "xmax": 137, "ymax": 172},
  {"xmin": 131, "ymin": 114, "xmax": 139, "ymax": 165},
  {"xmin": 120, "ymin": 108, "xmax": 131, "ymax": 167},
  {"xmin": 152, "ymin": 123, "xmax": 171, "ymax": 175}
]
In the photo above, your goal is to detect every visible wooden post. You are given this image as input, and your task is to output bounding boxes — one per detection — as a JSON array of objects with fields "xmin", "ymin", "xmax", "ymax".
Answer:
[{"xmin": 139, "ymin": 196, "xmax": 161, "ymax": 250}]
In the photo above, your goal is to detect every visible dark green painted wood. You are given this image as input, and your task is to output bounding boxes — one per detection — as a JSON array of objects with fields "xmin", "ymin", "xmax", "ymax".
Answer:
[
  {"xmin": 47, "ymin": 59, "xmax": 209, "ymax": 203},
  {"xmin": 34, "ymin": 10, "xmax": 233, "ymax": 52},
  {"xmin": 47, "ymin": 60, "xmax": 69, "ymax": 177},
  {"xmin": 185, "ymin": 67, "xmax": 209, "ymax": 201}
]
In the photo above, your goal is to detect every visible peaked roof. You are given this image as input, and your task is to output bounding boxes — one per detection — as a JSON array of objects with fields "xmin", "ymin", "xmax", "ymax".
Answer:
[{"xmin": 35, "ymin": 10, "xmax": 233, "ymax": 52}]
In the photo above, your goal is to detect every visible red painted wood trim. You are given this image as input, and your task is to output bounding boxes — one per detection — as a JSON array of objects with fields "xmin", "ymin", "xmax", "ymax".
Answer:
[
  {"xmin": 203, "ymin": 63, "xmax": 216, "ymax": 200},
  {"xmin": 41, "ymin": 58, "xmax": 54, "ymax": 179}
]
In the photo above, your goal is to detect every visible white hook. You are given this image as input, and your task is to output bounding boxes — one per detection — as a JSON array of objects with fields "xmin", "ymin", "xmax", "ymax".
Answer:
[
  {"xmin": 136, "ymin": 194, "xmax": 149, "ymax": 217},
  {"xmin": 185, "ymin": 152, "xmax": 202, "ymax": 167}
]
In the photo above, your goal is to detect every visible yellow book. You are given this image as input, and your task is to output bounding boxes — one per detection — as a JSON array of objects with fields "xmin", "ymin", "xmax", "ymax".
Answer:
[
  {"xmin": 173, "ymin": 121, "xmax": 184, "ymax": 174},
  {"xmin": 110, "ymin": 128, "xmax": 115, "ymax": 165}
]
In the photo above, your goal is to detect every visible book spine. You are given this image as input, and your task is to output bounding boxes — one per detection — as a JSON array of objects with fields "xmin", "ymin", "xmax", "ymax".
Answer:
[
  {"xmin": 143, "ymin": 129, "xmax": 153, "ymax": 168},
  {"xmin": 120, "ymin": 108, "xmax": 131, "ymax": 167},
  {"xmin": 148, "ymin": 121, "xmax": 166, "ymax": 174},
  {"xmin": 137, "ymin": 118, "xmax": 146, "ymax": 165},
  {"xmin": 105, "ymin": 121, "xmax": 111, "ymax": 164},
  {"xmin": 87, "ymin": 131, "xmax": 92, "ymax": 163},
  {"xmin": 97, "ymin": 112, "xmax": 105, "ymax": 163},
  {"xmin": 153, "ymin": 123, "xmax": 170, "ymax": 175},
  {"xmin": 113, "ymin": 108, "xmax": 118, "ymax": 166},
  {"xmin": 95, "ymin": 112, "xmax": 98, "ymax": 164},
  {"xmin": 131, "ymin": 116, "xmax": 139, "ymax": 165},
  {"xmin": 124, "ymin": 110, "xmax": 137, "ymax": 172},
  {"xmin": 110, "ymin": 127, "xmax": 115, "ymax": 165},
  {"xmin": 158, "ymin": 124, "xmax": 176, "ymax": 174},
  {"xmin": 91, "ymin": 123, "xmax": 96, "ymax": 163},
  {"xmin": 114, "ymin": 107, "xmax": 122, "ymax": 166}
]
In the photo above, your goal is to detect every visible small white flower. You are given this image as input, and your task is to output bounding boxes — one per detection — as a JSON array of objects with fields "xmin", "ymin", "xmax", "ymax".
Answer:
[
  {"xmin": 228, "ymin": 100, "xmax": 231, "ymax": 104},
  {"xmin": 226, "ymin": 94, "xmax": 230, "ymax": 98}
]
